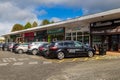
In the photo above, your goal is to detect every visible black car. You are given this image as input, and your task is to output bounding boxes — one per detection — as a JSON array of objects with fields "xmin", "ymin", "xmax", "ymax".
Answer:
[
  {"xmin": 2, "ymin": 43, "xmax": 9, "ymax": 51},
  {"xmin": 38, "ymin": 43, "xmax": 49, "ymax": 56},
  {"xmin": 47, "ymin": 41, "xmax": 96, "ymax": 59},
  {"xmin": 12, "ymin": 43, "xmax": 19, "ymax": 52}
]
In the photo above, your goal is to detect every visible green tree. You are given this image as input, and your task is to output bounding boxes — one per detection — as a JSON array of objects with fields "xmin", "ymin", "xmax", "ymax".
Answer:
[
  {"xmin": 11, "ymin": 24, "xmax": 24, "ymax": 32},
  {"xmin": 51, "ymin": 21, "xmax": 54, "ymax": 24},
  {"xmin": 41, "ymin": 19, "xmax": 50, "ymax": 25},
  {"xmin": 24, "ymin": 22, "xmax": 32, "ymax": 29},
  {"xmin": 32, "ymin": 21, "xmax": 38, "ymax": 27}
]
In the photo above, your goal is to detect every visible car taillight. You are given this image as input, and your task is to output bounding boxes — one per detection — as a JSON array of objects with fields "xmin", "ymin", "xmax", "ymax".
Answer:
[
  {"xmin": 28, "ymin": 45, "xmax": 32, "ymax": 49},
  {"xmin": 50, "ymin": 46, "xmax": 58, "ymax": 50},
  {"xmin": 15, "ymin": 46, "xmax": 18, "ymax": 48},
  {"xmin": 39, "ymin": 47, "xmax": 44, "ymax": 51}
]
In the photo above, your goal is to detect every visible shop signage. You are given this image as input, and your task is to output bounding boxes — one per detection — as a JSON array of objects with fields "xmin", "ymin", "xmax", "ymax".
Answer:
[
  {"xmin": 92, "ymin": 22, "xmax": 112, "ymax": 27},
  {"xmin": 10, "ymin": 34, "xmax": 20, "ymax": 38},
  {"xmin": 92, "ymin": 30, "xmax": 105, "ymax": 34},
  {"xmin": 66, "ymin": 26, "xmax": 81, "ymax": 32},
  {"xmin": 24, "ymin": 32, "xmax": 34, "ymax": 37},
  {"xmin": 47, "ymin": 28, "xmax": 64, "ymax": 34}
]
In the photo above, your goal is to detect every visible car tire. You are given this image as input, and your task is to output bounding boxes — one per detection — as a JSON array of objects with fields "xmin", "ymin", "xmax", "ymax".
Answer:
[
  {"xmin": 57, "ymin": 52, "xmax": 65, "ymax": 60},
  {"xmin": 4, "ymin": 48, "xmax": 7, "ymax": 51},
  {"xmin": 88, "ymin": 51, "xmax": 94, "ymax": 58},
  {"xmin": 32, "ymin": 49, "xmax": 38, "ymax": 55},
  {"xmin": 18, "ymin": 49, "xmax": 23, "ymax": 54}
]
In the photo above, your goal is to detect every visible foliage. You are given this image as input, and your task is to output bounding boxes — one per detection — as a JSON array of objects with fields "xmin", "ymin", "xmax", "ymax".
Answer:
[
  {"xmin": 24, "ymin": 22, "xmax": 32, "ymax": 29},
  {"xmin": 32, "ymin": 21, "xmax": 38, "ymax": 27},
  {"xmin": 11, "ymin": 24, "xmax": 24, "ymax": 32},
  {"xmin": 41, "ymin": 19, "xmax": 50, "ymax": 25}
]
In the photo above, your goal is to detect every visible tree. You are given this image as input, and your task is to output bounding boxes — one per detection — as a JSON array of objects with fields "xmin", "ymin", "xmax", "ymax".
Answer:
[
  {"xmin": 51, "ymin": 21, "xmax": 54, "ymax": 24},
  {"xmin": 41, "ymin": 19, "xmax": 50, "ymax": 25},
  {"xmin": 11, "ymin": 24, "xmax": 24, "ymax": 32},
  {"xmin": 24, "ymin": 22, "xmax": 32, "ymax": 29},
  {"xmin": 32, "ymin": 21, "xmax": 38, "ymax": 27}
]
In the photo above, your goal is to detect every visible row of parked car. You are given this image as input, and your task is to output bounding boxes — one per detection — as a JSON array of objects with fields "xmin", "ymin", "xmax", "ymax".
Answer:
[{"xmin": 0, "ymin": 41, "xmax": 96, "ymax": 59}]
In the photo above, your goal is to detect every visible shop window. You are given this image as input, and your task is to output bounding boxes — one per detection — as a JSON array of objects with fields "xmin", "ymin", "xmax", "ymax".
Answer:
[
  {"xmin": 66, "ymin": 33, "xmax": 71, "ymax": 36},
  {"xmin": 72, "ymin": 32, "xmax": 76, "ymax": 36},
  {"xmin": 77, "ymin": 36, "xmax": 82, "ymax": 42},
  {"xmin": 73, "ymin": 37, "xmax": 76, "ymax": 41},
  {"xmin": 66, "ymin": 37, "xmax": 71, "ymax": 40},
  {"xmin": 77, "ymin": 32, "xmax": 82, "ymax": 35},
  {"xmin": 84, "ymin": 36, "xmax": 89, "ymax": 44},
  {"xmin": 83, "ymin": 32, "xmax": 89, "ymax": 35}
]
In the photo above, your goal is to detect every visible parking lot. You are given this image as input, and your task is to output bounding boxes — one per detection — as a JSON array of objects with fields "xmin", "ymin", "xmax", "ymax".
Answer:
[
  {"xmin": 1, "ymin": 50, "xmax": 120, "ymax": 66},
  {"xmin": 1, "ymin": 50, "xmax": 120, "ymax": 80}
]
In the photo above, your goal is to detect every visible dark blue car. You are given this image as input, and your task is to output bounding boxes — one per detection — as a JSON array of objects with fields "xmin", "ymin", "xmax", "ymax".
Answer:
[{"xmin": 47, "ymin": 41, "xmax": 96, "ymax": 59}]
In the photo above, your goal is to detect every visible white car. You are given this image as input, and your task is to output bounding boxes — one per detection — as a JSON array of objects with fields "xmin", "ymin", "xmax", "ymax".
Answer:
[
  {"xmin": 15, "ymin": 43, "xmax": 29, "ymax": 54},
  {"xmin": 28, "ymin": 42, "xmax": 48, "ymax": 55}
]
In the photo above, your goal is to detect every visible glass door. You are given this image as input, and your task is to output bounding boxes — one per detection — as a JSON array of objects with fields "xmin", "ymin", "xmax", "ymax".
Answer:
[{"xmin": 110, "ymin": 35, "xmax": 118, "ymax": 51}]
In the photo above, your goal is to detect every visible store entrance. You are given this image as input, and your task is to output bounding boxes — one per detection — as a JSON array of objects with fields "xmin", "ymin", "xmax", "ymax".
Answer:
[
  {"xmin": 92, "ymin": 35, "xmax": 119, "ymax": 51},
  {"xmin": 48, "ymin": 33, "xmax": 64, "ymax": 42},
  {"xmin": 109, "ymin": 35, "xmax": 118, "ymax": 51}
]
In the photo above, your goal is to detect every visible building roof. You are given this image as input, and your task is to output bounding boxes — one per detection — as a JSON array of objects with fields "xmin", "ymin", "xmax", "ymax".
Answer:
[{"xmin": 3, "ymin": 8, "xmax": 120, "ymax": 36}]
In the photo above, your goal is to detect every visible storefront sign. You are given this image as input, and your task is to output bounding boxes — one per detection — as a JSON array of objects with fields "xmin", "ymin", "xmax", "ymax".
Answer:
[
  {"xmin": 47, "ymin": 28, "xmax": 64, "ymax": 34},
  {"xmin": 10, "ymin": 34, "xmax": 20, "ymax": 38},
  {"xmin": 92, "ymin": 30, "xmax": 105, "ymax": 34},
  {"xmin": 92, "ymin": 22, "xmax": 112, "ymax": 27},
  {"xmin": 24, "ymin": 32, "xmax": 34, "ymax": 37}
]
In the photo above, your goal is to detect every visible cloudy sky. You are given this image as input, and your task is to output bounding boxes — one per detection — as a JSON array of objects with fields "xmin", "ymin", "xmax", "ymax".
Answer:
[{"xmin": 0, "ymin": 0, "xmax": 120, "ymax": 35}]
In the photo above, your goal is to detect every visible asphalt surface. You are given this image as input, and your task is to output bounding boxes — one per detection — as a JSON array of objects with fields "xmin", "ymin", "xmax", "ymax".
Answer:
[{"xmin": 0, "ymin": 51, "xmax": 120, "ymax": 80}]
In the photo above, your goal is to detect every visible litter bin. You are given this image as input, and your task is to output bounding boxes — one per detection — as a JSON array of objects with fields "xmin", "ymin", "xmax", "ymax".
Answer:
[{"xmin": 99, "ymin": 43, "xmax": 107, "ymax": 55}]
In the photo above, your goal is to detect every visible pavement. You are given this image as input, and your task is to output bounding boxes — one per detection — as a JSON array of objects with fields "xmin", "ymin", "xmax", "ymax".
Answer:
[{"xmin": 96, "ymin": 51, "xmax": 120, "ymax": 56}]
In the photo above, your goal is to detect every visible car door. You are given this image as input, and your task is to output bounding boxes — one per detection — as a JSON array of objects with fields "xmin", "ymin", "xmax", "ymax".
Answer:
[
  {"xmin": 64, "ymin": 41, "xmax": 76, "ymax": 55},
  {"xmin": 22, "ymin": 44, "xmax": 28, "ymax": 52},
  {"xmin": 74, "ymin": 41, "xmax": 86, "ymax": 55}
]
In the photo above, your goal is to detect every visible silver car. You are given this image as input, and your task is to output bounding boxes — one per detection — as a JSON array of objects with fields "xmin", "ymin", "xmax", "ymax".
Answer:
[
  {"xmin": 15, "ymin": 43, "xmax": 29, "ymax": 54},
  {"xmin": 28, "ymin": 42, "xmax": 48, "ymax": 55}
]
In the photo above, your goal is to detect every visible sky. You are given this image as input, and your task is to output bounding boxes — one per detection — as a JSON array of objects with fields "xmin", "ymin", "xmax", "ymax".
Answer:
[{"xmin": 0, "ymin": 0, "xmax": 120, "ymax": 35}]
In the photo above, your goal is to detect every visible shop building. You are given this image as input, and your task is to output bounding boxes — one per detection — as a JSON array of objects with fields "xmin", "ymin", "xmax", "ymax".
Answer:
[
  {"xmin": 2, "ymin": 8, "xmax": 120, "ymax": 52},
  {"xmin": 47, "ymin": 28, "xmax": 65, "ymax": 42},
  {"xmin": 35, "ymin": 30, "xmax": 47, "ymax": 41},
  {"xmin": 90, "ymin": 18, "xmax": 120, "ymax": 51}
]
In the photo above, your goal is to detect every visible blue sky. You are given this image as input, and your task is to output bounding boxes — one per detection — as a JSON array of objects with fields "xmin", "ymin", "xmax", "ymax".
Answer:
[
  {"xmin": 0, "ymin": 0, "xmax": 120, "ymax": 35},
  {"xmin": 36, "ymin": 6, "xmax": 83, "ymax": 20}
]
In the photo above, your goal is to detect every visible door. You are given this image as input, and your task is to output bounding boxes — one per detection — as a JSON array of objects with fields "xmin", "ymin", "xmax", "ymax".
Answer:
[
  {"xmin": 64, "ymin": 41, "xmax": 76, "ymax": 55},
  {"xmin": 74, "ymin": 41, "xmax": 85, "ymax": 54},
  {"xmin": 110, "ymin": 35, "xmax": 118, "ymax": 51}
]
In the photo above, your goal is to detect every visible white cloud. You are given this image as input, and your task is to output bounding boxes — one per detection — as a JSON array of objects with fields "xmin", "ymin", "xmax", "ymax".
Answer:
[
  {"xmin": 0, "ymin": 0, "xmax": 120, "ymax": 35},
  {"xmin": 50, "ymin": 17, "xmax": 61, "ymax": 22}
]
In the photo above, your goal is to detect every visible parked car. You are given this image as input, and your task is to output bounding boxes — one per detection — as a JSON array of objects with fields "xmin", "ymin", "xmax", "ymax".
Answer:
[
  {"xmin": 46, "ymin": 41, "xmax": 96, "ymax": 59},
  {"xmin": 12, "ymin": 43, "xmax": 19, "ymax": 52},
  {"xmin": 28, "ymin": 42, "xmax": 48, "ymax": 55},
  {"xmin": 2, "ymin": 43, "xmax": 9, "ymax": 51},
  {"xmin": 38, "ymin": 43, "xmax": 49, "ymax": 56},
  {"xmin": 15, "ymin": 43, "xmax": 29, "ymax": 54},
  {"xmin": 0, "ymin": 43, "xmax": 3, "ymax": 50},
  {"xmin": 8, "ymin": 42, "xmax": 15, "ymax": 51}
]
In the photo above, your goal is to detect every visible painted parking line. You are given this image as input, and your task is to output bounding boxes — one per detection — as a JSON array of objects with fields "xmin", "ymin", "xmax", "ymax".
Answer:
[
  {"xmin": 84, "ymin": 58, "xmax": 89, "ymax": 61},
  {"xmin": 43, "ymin": 61, "xmax": 52, "ymax": 64},
  {"xmin": 0, "ymin": 63, "xmax": 9, "ymax": 66},
  {"xmin": 58, "ymin": 59, "xmax": 65, "ymax": 63},
  {"xmin": 72, "ymin": 58, "xmax": 77, "ymax": 62},
  {"xmin": 13, "ymin": 62, "xmax": 24, "ymax": 66},
  {"xmin": 18, "ymin": 58, "xmax": 29, "ymax": 61},
  {"xmin": 29, "ymin": 61, "xmax": 38, "ymax": 64}
]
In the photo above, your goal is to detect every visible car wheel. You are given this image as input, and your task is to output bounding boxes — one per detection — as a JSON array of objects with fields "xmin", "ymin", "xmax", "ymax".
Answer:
[
  {"xmin": 18, "ymin": 49, "xmax": 23, "ymax": 54},
  {"xmin": 88, "ymin": 51, "xmax": 94, "ymax": 58},
  {"xmin": 57, "ymin": 52, "xmax": 65, "ymax": 60},
  {"xmin": 32, "ymin": 49, "xmax": 38, "ymax": 55},
  {"xmin": 4, "ymin": 48, "xmax": 7, "ymax": 51}
]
